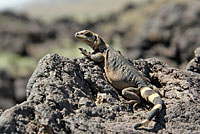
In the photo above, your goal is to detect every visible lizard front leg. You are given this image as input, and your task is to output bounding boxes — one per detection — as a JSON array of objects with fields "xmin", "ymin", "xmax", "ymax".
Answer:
[
  {"xmin": 122, "ymin": 87, "xmax": 141, "ymax": 107},
  {"xmin": 79, "ymin": 48, "xmax": 104, "ymax": 62}
]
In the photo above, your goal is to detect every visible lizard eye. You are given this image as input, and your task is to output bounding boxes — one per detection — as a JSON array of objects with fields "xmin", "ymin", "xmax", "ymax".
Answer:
[{"xmin": 85, "ymin": 32, "xmax": 93, "ymax": 37}]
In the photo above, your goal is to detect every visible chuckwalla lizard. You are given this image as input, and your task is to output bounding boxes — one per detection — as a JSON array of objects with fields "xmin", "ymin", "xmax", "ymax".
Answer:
[{"xmin": 75, "ymin": 30, "xmax": 163, "ymax": 129}]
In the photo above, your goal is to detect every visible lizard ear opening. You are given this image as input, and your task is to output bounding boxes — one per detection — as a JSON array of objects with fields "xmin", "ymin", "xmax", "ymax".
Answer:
[
  {"xmin": 94, "ymin": 35, "xmax": 97, "ymax": 42},
  {"xmin": 85, "ymin": 32, "xmax": 93, "ymax": 37}
]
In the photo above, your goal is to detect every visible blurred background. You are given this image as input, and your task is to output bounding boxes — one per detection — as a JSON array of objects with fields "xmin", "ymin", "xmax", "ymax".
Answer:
[{"xmin": 0, "ymin": 0, "xmax": 198, "ymax": 109}]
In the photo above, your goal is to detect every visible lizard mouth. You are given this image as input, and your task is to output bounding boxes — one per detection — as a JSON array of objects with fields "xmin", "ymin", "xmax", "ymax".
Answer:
[
  {"xmin": 75, "ymin": 36, "xmax": 82, "ymax": 40},
  {"xmin": 74, "ymin": 32, "xmax": 83, "ymax": 39},
  {"xmin": 74, "ymin": 33, "xmax": 89, "ymax": 43},
  {"xmin": 75, "ymin": 32, "xmax": 93, "ymax": 45}
]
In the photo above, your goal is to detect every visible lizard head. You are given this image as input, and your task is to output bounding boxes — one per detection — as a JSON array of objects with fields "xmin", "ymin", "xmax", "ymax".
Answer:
[{"xmin": 75, "ymin": 30, "xmax": 106, "ymax": 50}]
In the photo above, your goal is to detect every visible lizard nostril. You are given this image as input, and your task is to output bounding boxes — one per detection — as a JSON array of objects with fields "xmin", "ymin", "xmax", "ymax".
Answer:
[{"xmin": 75, "ymin": 32, "xmax": 80, "ymax": 37}]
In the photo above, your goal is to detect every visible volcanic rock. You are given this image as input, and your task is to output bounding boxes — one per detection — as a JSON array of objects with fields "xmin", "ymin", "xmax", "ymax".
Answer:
[
  {"xmin": 186, "ymin": 47, "xmax": 200, "ymax": 74},
  {"xmin": 124, "ymin": 1, "xmax": 200, "ymax": 68},
  {"xmin": 0, "ymin": 53, "xmax": 199, "ymax": 133}
]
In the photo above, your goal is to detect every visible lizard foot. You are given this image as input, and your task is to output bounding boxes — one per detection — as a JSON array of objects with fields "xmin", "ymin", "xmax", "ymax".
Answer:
[
  {"xmin": 122, "ymin": 100, "xmax": 140, "ymax": 108},
  {"xmin": 79, "ymin": 48, "xmax": 91, "ymax": 57}
]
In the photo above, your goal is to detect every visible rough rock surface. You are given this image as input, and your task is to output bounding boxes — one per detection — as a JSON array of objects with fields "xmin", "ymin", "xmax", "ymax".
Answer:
[
  {"xmin": 186, "ymin": 47, "xmax": 200, "ymax": 74},
  {"xmin": 124, "ymin": 1, "xmax": 200, "ymax": 68},
  {"xmin": 0, "ymin": 53, "xmax": 199, "ymax": 134}
]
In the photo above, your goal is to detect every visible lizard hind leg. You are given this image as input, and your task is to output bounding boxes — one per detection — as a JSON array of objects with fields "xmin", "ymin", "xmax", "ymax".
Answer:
[
  {"xmin": 122, "ymin": 87, "xmax": 141, "ymax": 107},
  {"xmin": 134, "ymin": 87, "xmax": 163, "ymax": 129}
]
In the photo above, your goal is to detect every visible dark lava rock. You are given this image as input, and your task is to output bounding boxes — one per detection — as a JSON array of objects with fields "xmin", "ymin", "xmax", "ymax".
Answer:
[
  {"xmin": 14, "ymin": 77, "xmax": 29, "ymax": 103},
  {"xmin": 124, "ymin": 1, "xmax": 200, "ymax": 68},
  {"xmin": 0, "ymin": 11, "xmax": 57, "ymax": 56},
  {"xmin": 0, "ymin": 70, "xmax": 16, "ymax": 109},
  {"xmin": 0, "ymin": 70, "xmax": 27, "ymax": 110},
  {"xmin": 54, "ymin": 17, "xmax": 83, "ymax": 40},
  {"xmin": 0, "ymin": 109, "xmax": 3, "ymax": 116},
  {"xmin": 186, "ymin": 47, "xmax": 200, "ymax": 74},
  {"xmin": 0, "ymin": 53, "xmax": 200, "ymax": 133}
]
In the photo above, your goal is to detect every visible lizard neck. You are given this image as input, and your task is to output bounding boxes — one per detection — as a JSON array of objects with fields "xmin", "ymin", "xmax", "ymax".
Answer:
[{"xmin": 93, "ymin": 37, "xmax": 107, "ymax": 53}]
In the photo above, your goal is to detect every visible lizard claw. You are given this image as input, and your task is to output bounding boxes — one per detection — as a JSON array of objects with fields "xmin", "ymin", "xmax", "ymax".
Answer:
[
  {"xmin": 132, "ymin": 103, "xmax": 139, "ymax": 109},
  {"xmin": 122, "ymin": 100, "xmax": 140, "ymax": 108},
  {"xmin": 122, "ymin": 100, "xmax": 136, "ymax": 105},
  {"xmin": 79, "ymin": 48, "xmax": 91, "ymax": 57}
]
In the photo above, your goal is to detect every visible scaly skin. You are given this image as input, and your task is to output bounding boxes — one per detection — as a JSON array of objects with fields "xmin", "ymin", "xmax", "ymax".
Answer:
[{"xmin": 75, "ymin": 30, "xmax": 163, "ymax": 129}]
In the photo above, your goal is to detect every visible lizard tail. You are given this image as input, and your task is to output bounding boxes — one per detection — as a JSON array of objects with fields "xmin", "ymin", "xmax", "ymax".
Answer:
[{"xmin": 134, "ymin": 87, "xmax": 162, "ymax": 129}]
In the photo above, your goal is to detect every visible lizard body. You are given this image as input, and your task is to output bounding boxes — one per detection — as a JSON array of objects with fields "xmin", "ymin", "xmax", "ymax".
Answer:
[{"xmin": 75, "ymin": 30, "xmax": 163, "ymax": 129}]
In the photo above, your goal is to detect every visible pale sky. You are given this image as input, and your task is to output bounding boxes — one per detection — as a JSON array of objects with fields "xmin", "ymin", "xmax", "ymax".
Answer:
[
  {"xmin": 0, "ymin": 0, "xmax": 34, "ymax": 10},
  {"xmin": 0, "ymin": 0, "xmax": 80, "ymax": 11}
]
